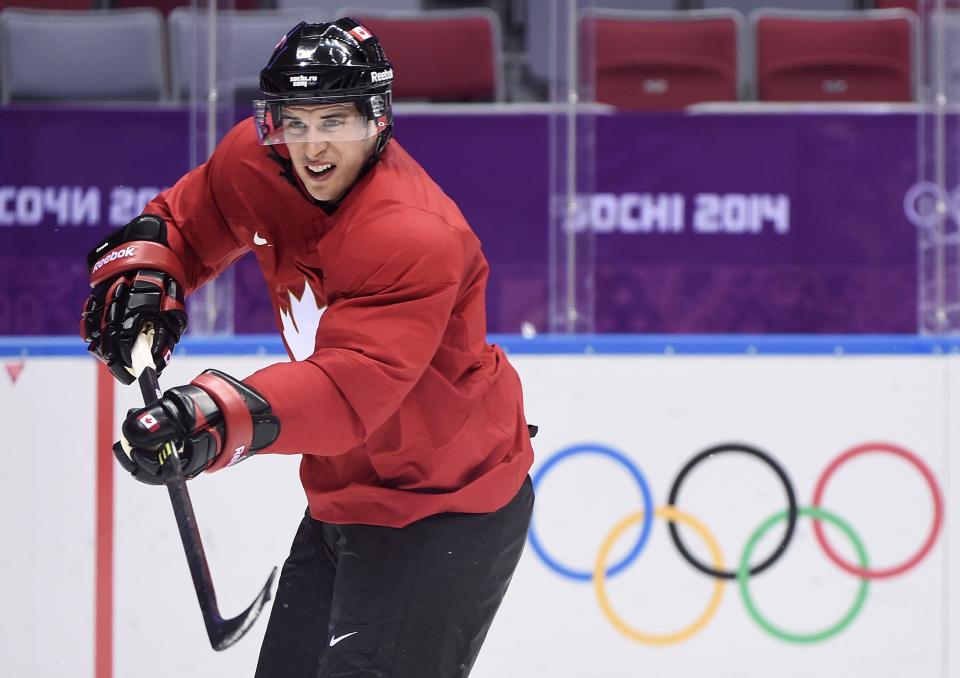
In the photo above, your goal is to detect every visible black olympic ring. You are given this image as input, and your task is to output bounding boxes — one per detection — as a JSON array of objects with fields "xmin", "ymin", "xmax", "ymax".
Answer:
[{"xmin": 666, "ymin": 443, "xmax": 798, "ymax": 580}]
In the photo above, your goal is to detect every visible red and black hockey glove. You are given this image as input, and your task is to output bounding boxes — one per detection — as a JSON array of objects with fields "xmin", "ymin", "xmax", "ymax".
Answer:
[
  {"xmin": 81, "ymin": 215, "xmax": 189, "ymax": 385},
  {"xmin": 113, "ymin": 370, "xmax": 280, "ymax": 486}
]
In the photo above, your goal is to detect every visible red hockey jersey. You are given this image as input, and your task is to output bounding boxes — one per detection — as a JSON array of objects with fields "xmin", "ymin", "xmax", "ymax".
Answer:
[{"xmin": 145, "ymin": 119, "xmax": 534, "ymax": 528}]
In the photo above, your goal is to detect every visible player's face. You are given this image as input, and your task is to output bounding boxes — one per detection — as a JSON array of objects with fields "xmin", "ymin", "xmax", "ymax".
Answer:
[{"xmin": 283, "ymin": 104, "xmax": 377, "ymax": 202}]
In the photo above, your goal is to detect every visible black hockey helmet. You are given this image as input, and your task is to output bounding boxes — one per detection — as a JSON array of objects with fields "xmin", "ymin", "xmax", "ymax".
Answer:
[{"xmin": 255, "ymin": 18, "xmax": 394, "ymax": 155}]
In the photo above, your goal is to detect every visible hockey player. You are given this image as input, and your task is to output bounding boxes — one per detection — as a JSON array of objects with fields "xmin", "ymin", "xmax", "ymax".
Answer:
[{"xmin": 80, "ymin": 18, "xmax": 535, "ymax": 678}]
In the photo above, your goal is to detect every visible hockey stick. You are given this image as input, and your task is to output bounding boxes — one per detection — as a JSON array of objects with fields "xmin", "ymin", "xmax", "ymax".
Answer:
[{"xmin": 131, "ymin": 331, "xmax": 277, "ymax": 651}]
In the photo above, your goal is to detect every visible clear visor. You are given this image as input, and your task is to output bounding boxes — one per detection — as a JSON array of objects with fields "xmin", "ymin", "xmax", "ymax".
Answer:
[{"xmin": 254, "ymin": 96, "xmax": 387, "ymax": 146}]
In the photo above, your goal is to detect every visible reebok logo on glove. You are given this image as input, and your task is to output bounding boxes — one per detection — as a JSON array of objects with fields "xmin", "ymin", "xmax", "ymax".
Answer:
[
  {"xmin": 92, "ymin": 246, "xmax": 138, "ymax": 275},
  {"xmin": 138, "ymin": 412, "xmax": 160, "ymax": 432},
  {"xmin": 228, "ymin": 445, "xmax": 247, "ymax": 467}
]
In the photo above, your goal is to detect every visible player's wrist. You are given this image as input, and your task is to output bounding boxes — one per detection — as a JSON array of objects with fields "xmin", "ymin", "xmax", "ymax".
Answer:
[
  {"xmin": 85, "ymin": 215, "xmax": 188, "ymax": 287},
  {"xmin": 190, "ymin": 370, "xmax": 281, "ymax": 472}
]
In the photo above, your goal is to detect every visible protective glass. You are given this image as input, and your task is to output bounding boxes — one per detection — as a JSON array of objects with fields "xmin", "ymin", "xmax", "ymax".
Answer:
[{"xmin": 253, "ymin": 96, "xmax": 384, "ymax": 146}]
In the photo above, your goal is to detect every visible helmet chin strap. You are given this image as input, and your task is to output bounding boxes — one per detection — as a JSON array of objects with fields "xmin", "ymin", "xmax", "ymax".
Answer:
[{"xmin": 365, "ymin": 125, "xmax": 393, "ymax": 172}]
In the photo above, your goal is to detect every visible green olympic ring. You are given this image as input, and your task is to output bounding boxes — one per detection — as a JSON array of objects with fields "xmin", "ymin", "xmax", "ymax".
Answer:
[{"xmin": 738, "ymin": 506, "xmax": 870, "ymax": 644}]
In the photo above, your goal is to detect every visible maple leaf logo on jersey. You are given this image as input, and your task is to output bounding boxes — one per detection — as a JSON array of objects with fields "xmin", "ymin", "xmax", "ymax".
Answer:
[{"xmin": 279, "ymin": 279, "xmax": 327, "ymax": 362}]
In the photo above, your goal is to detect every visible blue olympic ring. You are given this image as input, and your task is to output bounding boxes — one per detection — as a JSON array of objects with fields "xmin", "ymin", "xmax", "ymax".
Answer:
[{"xmin": 528, "ymin": 443, "xmax": 654, "ymax": 582}]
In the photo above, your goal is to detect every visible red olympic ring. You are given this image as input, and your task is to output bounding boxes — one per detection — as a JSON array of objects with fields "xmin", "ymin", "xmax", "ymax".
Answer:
[{"xmin": 812, "ymin": 442, "xmax": 944, "ymax": 579}]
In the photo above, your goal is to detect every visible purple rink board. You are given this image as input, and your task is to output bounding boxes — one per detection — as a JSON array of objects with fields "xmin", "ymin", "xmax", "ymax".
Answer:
[{"xmin": 0, "ymin": 106, "xmax": 918, "ymax": 335}]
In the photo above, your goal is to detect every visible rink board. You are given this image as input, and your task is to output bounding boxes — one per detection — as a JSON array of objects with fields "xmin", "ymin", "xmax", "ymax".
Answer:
[{"xmin": 1, "ymin": 336, "xmax": 957, "ymax": 678}]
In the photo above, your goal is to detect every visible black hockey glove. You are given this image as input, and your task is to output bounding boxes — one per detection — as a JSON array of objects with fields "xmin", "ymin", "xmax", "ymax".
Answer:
[
  {"xmin": 113, "ymin": 370, "xmax": 280, "ymax": 486},
  {"xmin": 81, "ymin": 215, "xmax": 188, "ymax": 385}
]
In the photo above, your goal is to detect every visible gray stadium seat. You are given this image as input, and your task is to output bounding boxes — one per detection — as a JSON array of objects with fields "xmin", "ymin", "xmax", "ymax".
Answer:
[
  {"xmin": 0, "ymin": 8, "xmax": 167, "ymax": 103},
  {"xmin": 926, "ymin": 9, "xmax": 960, "ymax": 102},
  {"xmin": 168, "ymin": 8, "xmax": 322, "ymax": 103},
  {"xmin": 0, "ymin": 1, "xmax": 92, "ymax": 8},
  {"xmin": 111, "ymin": 0, "xmax": 262, "ymax": 12},
  {"xmin": 525, "ymin": 0, "xmax": 677, "ymax": 85}
]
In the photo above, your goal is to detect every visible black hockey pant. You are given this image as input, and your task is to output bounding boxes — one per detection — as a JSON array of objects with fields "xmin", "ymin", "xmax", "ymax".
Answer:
[{"xmin": 254, "ymin": 476, "xmax": 534, "ymax": 678}]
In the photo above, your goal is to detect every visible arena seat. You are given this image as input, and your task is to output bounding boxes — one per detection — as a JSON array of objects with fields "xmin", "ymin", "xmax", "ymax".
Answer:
[
  {"xmin": 925, "ymin": 9, "xmax": 960, "ymax": 101},
  {"xmin": 336, "ymin": 8, "xmax": 503, "ymax": 101},
  {"xmin": 168, "ymin": 8, "xmax": 319, "ymax": 102},
  {"xmin": 0, "ymin": 0, "xmax": 92, "ymax": 8},
  {"xmin": 525, "ymin": 0, "xmax": 677, "ymax": 86},
  {"xmin": 579, "ymin": 9, "xmax": 742, "ymax": 110},
  {"xmin": 111, "ymin": 0, "xmax": 261, "ymax": 12},
  {"xmin": 874, "ymin": 1, "xmax": 960, "ymax": 10},
  {"xmin": 0, "ymin": 8, "xmax": 167, "ymax": 103},
  {"xmin": 699, "ymin": 0, "xmax": 856, "ymax": 10},
  {"xmin": 278, "ymin": 0, "xmax": 418, "ymax": 9},
  {"xmin": 753, "ymin": 9, "xmax": 919, "ymax": 102}
]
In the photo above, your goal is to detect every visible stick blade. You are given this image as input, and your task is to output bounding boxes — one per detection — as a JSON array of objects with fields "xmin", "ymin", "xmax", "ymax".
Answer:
[{"xmin": 208, "ymin": 566, "xmax": 278, "ymax": 652}]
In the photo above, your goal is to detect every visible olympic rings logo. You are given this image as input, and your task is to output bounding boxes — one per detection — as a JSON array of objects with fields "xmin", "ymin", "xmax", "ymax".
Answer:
[
  {"xmin": 903, "ymin": 181, "xmax": 960, "ymax": 229},
  {"xmin": 528, "ymin": 441, "xmax": 944, "ymax": 645}
]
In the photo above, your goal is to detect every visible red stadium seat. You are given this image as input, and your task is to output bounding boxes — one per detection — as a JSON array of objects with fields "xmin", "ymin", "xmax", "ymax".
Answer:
[
  {"xmin": 342, "ymin": 9, "xmax": 503, "ymax": 102},
  {"xmin": 874, "ymin": 1, "xmax": 960, "ymax": 10},
  {"xmin": 754, "ymin": 9, "xmax": 919, "ymax": 102},
  {"xmin": 580, "ymin": 9, "xmax": 742, "ymax": 110},
  {"xmin": 875, "ymin": 0, "xmax": 916, "ymax": 9}
]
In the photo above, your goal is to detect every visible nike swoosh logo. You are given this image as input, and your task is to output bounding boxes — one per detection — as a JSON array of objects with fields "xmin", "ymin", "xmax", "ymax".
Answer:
[
  {"xmin": 253, "ymin": 232, "xmax": 269, "ymax": 246},
  {"xmin": 329, "ymin": 631, "xmax": 358, "ymax": 647}
]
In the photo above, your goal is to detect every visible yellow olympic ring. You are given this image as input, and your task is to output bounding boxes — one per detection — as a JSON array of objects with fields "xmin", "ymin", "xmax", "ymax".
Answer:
[{"xmin": 593, "ymin": 506, "xmax": 726, "ymax": 646}]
